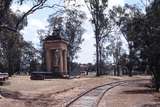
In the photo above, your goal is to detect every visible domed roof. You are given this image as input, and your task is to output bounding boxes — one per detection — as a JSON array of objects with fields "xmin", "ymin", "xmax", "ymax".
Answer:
[{"xmin": 44, "ymin": 29, "xmax": 68, "ymax": 41}]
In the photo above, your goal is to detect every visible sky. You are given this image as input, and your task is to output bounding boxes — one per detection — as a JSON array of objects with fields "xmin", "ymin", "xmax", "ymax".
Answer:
[{"xmin": 11, "ymin": 0, "xmax": 139, "ymax": 64}]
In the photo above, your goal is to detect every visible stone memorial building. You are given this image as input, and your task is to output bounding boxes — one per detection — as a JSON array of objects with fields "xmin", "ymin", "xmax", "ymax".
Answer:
[{"xmin": 44, "ymin": 29, "xmax": 68, "ymax": 77}]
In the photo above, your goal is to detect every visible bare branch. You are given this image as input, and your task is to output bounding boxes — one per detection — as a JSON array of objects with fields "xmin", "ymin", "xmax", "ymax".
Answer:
[
  {"xmin": 15, "ymin": 0, "xmax": 47, "ymax": 30},
  {"xmin": 0, "ymin": 25, "xmax": 18, "ymax": 32}
]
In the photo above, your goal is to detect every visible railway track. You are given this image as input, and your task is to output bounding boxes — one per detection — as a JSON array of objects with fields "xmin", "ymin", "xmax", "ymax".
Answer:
[
  {"xmin": 65, "ymin": 80, "xmax": 126, "ymax": 107},
  {"xmin": 65, "ymin": 79, "xmax": 149, "ymax": 107}
]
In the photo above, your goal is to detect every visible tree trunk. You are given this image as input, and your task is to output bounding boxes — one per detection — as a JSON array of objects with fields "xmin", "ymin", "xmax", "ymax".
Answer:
[
  {"xmin": 128, "ymin": 65, "xmax": 133, "ymax": 77},
  {"xmin": 155, "ymin": 81, "xmax": 159, "ymax": 92},
  {"xmin": 113, "ymin": 65, "xmax": 116, "ymax": 76},
  {"xmin": 154, "ymin": 66, "xmax": 160, "ymax": 92},
  {"xmin": 99, "ymin": 45, "xmax": 102, "ymax": 75},
  {"xmin": 96, "ymin": 39, "xmax": 100, "ymax": 76},
  {"xmin": 117, "ymin": 65, "xmax": 120, "ymax": 76},
  {"xmin": 67, "ymin": 58, "xmax": 71, "ymax": 76}
]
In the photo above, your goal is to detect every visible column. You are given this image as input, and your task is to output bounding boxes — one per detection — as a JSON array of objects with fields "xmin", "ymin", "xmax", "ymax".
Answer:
[
  {"xmin": 46, "ymin": 49, "xmax": 51, "ymax": 72},
  {"xmin": 63, "ymin": 50, "xmax": 68, "ymax": 74},
  {"xmin": 59, "ymin": 49, "xmax": 63, "ymax": 74}
]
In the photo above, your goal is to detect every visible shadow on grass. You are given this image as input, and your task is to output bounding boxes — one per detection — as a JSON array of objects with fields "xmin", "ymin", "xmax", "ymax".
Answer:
[
  {"xmin": 0, "ymin": 81, "xmax": 10, "ymax": 86},
  {"xmin": 0, "ymin": 89, "xmax": 59, "ymax": 107},
  {"xmin": 154, "ymin": 97, "xmax": 160, "ymax": 102},
  {"xmin": 122, "ymin": 89, "xmax": 154, "ymax": 94},
  {"xmin": 0, "ymin": 89, "xmax": 25, "ymax": 99},
  {"xmin": 0, "ymin": 86, "xmax": 75, "ymax": 106},
  {"xmin": 142, "ymin": 103, "xmax": 160, "ymax": 107}
]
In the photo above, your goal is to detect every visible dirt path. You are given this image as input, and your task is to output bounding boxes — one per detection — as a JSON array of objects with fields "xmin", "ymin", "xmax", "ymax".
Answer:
[
  {"xmin": 0, "ymin": 75, "xmax": 153, "ymax": 107},
  {"xmin": 0, "ymin": 75, "xmax": 123, "ymax": 107},
  {"xmin": 98, "ymin": 79, "xmax": 160, "ymax": 107}
]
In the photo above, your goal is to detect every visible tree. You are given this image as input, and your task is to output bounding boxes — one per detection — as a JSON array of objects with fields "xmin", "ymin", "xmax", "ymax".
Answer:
[
  {"xmin": 126, "ymin": 0, "xmax": 160, "ymax": 90},
  {"xmin": 0, "ymin": 31, "xmax": 22, "ymax": 76},
  {"xmin": 29, "ymin": 59, "xmax": 39, "ymax": 73},
  {"xmin": 65, "ymin": 9, "xmax": 86, "ymax": 70},
  {"xmin": 0, "ymin": 0, "xmax": 64, "ymax": 31},
  {"xmin": 37, "ymin": 29, "xmax": 48, "ymax": 71},
  {"xmin": 110, "ymin": 0, "xmax": 160, "ymax": 91},
  {"xmin": 106, "ymin": 34, "xmax": 124, "ymax": 76},
  {"xmin": 144, "ymin": 0, "xmax": 160, "ymax": 91},
  {"xmin": 0, "ymin": 9, "xmax": 28, "ymax": 76},
  {"xmin": 20, "ymin": 41, "xmax": 38, "ymax": 73},
  {"xmin": 119, "ymin": 53, "xmax": 129, "ymax": 75},
  {"xmin": 0, "ymin": 0, "xmax": 65, "ymax": 76},
  {"xmin": 109, "ymin": 4, "xmax": 144, "ymax": 76},
  {"xmin": 0, "ymin": 9, "xmax": 38, "ymax": 76},
  {"xmin": 84, "ymin": 0, "xmax": 110, "ymax": 76}
]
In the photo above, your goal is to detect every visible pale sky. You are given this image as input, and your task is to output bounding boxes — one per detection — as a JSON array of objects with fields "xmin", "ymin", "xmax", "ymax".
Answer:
[{"xmin": 11, "ymin": 0, "xmax": 139, "ymax": 64}]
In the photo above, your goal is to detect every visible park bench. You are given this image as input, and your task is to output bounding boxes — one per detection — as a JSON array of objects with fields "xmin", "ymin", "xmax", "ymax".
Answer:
[
  {"xmin": 30, "ymin": 72, "xmax": 54, "ymax": 80},
  {"xmin": 0, "ymin": 72, "xmax": 9, "ymax": 81},
  {"xmin": 0, "ymin": 72, "xmax": 9, "ymax": 85}
]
